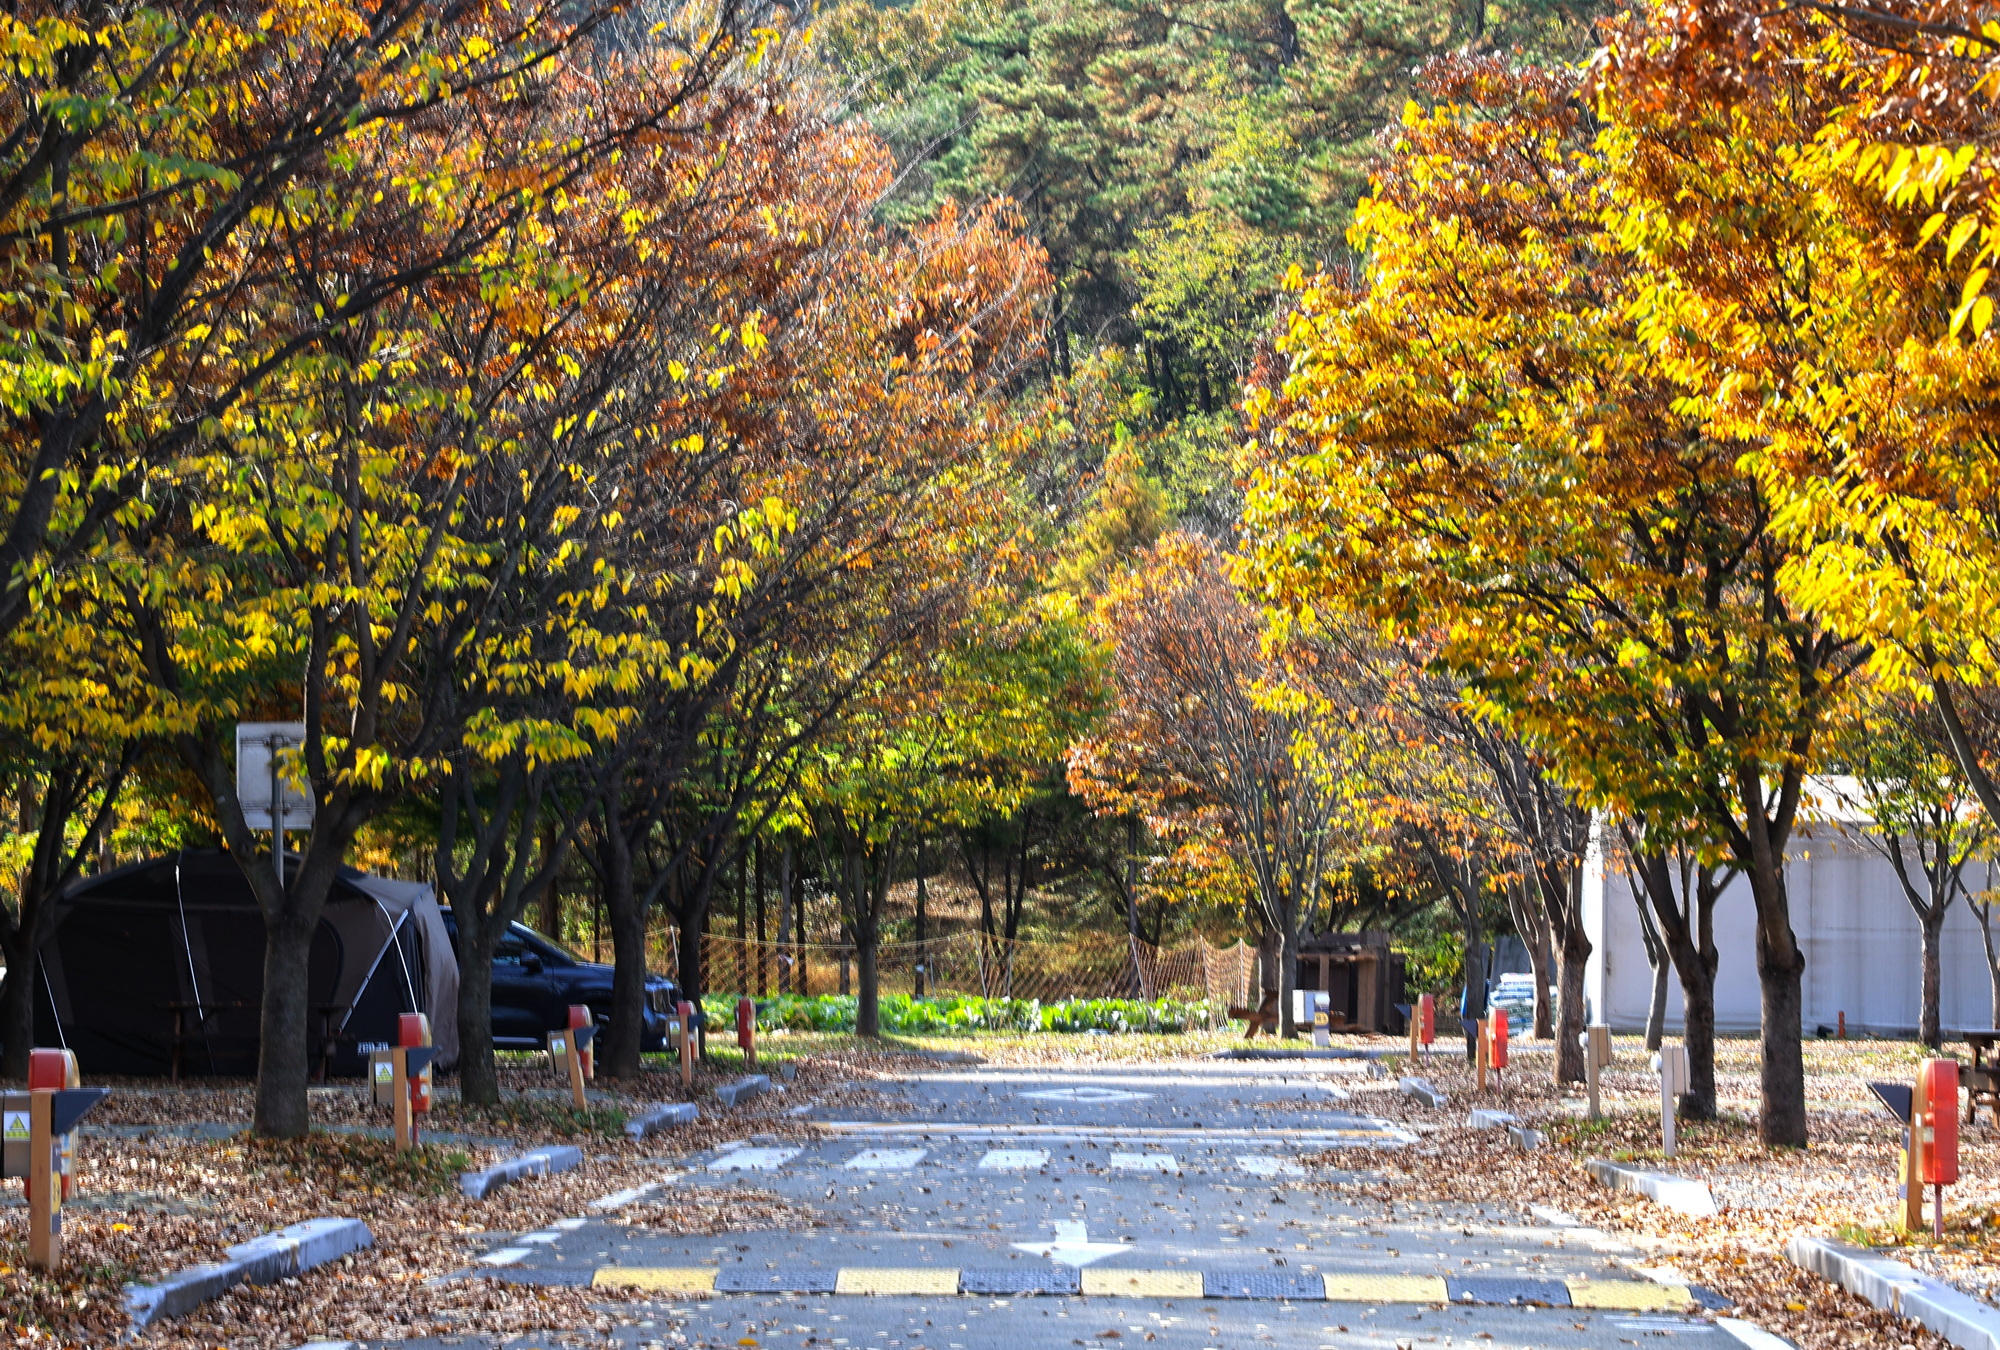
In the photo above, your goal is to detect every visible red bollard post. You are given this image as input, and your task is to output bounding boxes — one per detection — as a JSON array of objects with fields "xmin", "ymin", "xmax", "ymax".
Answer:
[
  {"xmin": 1921, "ymin": 1058, "xmax": 1960, "ymax": 1239},
  {"xmin": 26, "ymin": 1049, "xmax": 79, "ymax": 1204}
]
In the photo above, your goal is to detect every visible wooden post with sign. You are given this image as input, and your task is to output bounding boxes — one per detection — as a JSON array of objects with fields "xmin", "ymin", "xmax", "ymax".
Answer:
[
  {"xmin": 737, "ymin": 996, "xmax": 757, "ymax": 1068},
  {"xmin": 678, "ymin": 1001, "xmax": 697, "ymax": 1090},
  {"xmin": 1580, "ymin": 1024, "xmax": 1613, "ymax": 1118},
  {"xmin": 1904, "ymin": 1067, "xmax": 1930, "ymax": 1233},
  {"xmin": 392, "ymin": 1046, "xmax": 413, "ymax": 1150},
  {"xmin": 1653, "ymin": 1045, "xmax": 1688, "ymax": 1157},
  {"xmin": 28, "ymin": 1088, "xmax": 55, "ymax": 1268},
  {"xmin": 546, "ymin": 1027, "xmax": 592, "ymax": 1111},
  {"xmin": 5, "ymin": 1066, "xmax": 109, "ymax": 1272},
  {"xmin": 567, "ymin": 1006, "xmax": 594, "ymax": 1080}
]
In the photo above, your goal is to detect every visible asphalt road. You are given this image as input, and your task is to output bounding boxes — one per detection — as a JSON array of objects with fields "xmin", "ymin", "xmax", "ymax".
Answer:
[{"xmin": 363, "ymin": 1056, "xmax": 1754, "ymax": 1350}]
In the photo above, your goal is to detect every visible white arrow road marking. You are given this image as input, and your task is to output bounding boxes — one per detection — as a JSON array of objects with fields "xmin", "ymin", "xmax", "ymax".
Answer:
[{"xmin": 1010, "ymin": 1221, "xmax": 1131, "ymax": 1267}]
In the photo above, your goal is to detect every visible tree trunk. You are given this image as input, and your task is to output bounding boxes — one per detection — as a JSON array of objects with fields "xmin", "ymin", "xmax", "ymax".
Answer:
[
  {"xmin": 1529, "ymin": 933, "xmax": 1555, "ymax": 1040},
  {"xmin": 457, "ymin": 933, "xmax": 500, "ymax": 1104},
  {"xmin": 857, "ymin": 931, "xmax": 880, "ymax": 1037},
  {"xmin": 1628, "ymin": 844, "xmax": 1722, "ymax": 1120},
  {"xmin": 1646, "ymin": 958, "xmax": 1670, "ymax": 1054},
  {"xmin": 255, "ymin": 916, "xmax": 318, "ymax": 1136},
  {"xmin": 0, "ymin": 925, "xmax": 38, "ymax": 1082},
  {"xmin": 777, "ymin": 841, "xmax": 793, "ymax": 995},
  {"xmin": 914, "ymin": 835, "xmax": 927, "ymax": 998},
  {"xmin": 602, "ymin": 836, "xmax": 649, "ymax": 1079},
  {"xmin": 676, "ymin": 909, "xmax": 706, "ymax": 1035},
  {"xmin": 1681, "ymin": 957, "xmax": 1718, "ymax": 1120},
  {"xmin": 1461, "ymin": 927, "xmax": 1487, "ymax": 1062},
  {"xmin": 1755, "ymin": 918, "xmax": 1809, "ymax": 1147},
  {"xmin": 1921, "ymin": 914, "xmax": 1944, "ymax": 1050},
  {"xmin": 1125, "ymin": 815, "xmax": 1145, "ymax": 998},
  {"xmin": 1636, "ymin": 892, "xmax": 1671, "ymax": 1052},
  {"xmin": 755, "ymin": 838, "xmax": 767, "ymax": 996},
  {"xmin": 1553, "ymin": 919, "xmax": 1589, "ymax": 1083},
  {"xmin": 1278, "ymin": 907, "xmax": 1299, "ymax": 1038}
]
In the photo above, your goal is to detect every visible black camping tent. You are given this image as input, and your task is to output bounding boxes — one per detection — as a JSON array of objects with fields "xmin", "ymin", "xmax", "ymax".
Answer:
[{"xmin": 5, "ymin": 849, "xmax": 458, "ymax": 1077}]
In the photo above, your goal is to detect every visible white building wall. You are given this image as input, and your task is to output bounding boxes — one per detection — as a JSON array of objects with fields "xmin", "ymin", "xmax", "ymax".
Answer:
[{"xmin": 1583, "ymin": 826, "xmax": 2000, "ymax": 1037}]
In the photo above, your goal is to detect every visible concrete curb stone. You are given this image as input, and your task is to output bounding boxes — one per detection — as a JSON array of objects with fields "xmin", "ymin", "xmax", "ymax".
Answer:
[
  {"xmin": 1585, "ymin": 1158, "xmax": 1720, "ymax": 1217},
  {"xmin": 715, "ymin": 1075, "xmax": 770, "ymax": 1108},
  {"xmin": 458, "ymin": 1143, "xmax": 585, "ymax": 1200},
  {"xmin": 1399, "ymin": 1076, "xmax": 1447, "ymax": 1108},
  {"xmin": 1715, "ymin": 1318, "xmax": 1798, "ymax": 1349},
  {"xmin": 1788, "ymin": 1234, "xmax": 2000, "ymax": 1350},
  {"xmin": 624, "ymin": 1102, "xmax": 698, "ymax": 1138},
  {"xmin": 124, "ymin": 1217, "xmax": 373, "ymax": 1328}
]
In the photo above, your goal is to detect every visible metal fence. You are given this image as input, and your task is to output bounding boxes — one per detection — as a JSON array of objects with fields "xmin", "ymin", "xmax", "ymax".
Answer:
[{"xmin": 646, "ymin": 927, "xmax": 1257, "ymax": 1009}]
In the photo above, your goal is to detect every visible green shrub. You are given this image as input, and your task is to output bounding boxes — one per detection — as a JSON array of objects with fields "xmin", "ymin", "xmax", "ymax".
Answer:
[{"xmin": 698, "ymin": 991, "xmax": 1221, "ymax": 1034}]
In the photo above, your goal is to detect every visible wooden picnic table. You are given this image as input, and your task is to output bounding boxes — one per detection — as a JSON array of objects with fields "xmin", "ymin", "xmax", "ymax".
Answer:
[
  {"xmin": 162, "ymin": 1002, "xmax": 353, "ymax": 1082},
  {"xmin": 1963, "ymin": 1031, "xmax": 2000, "ymax": 1125}
]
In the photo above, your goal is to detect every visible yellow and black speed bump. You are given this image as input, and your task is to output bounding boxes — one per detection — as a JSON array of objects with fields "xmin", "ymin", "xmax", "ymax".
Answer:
[{"xmin": 575, "ymin": 1265, "xmax": 1712, "ymax": 1306}]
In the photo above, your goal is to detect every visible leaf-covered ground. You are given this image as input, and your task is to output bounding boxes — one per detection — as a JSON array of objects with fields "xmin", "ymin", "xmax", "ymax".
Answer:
[
  {"xmin": 1, "ymin": 1054, "xmax": 866, "ymax": 1348},
  {"xmin": 1314, "ymin": 1031, "xmax": 2000, "ymax": 1350},
  {"xmin": 10, "ymin": 1029, "xmax": 1993, "ymax": 1348}
]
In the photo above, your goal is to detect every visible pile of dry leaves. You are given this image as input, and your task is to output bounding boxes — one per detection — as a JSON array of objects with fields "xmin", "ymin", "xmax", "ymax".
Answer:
[
  {"xmin": 1310, "ymin": 1033, "xmax": 2000, "ymax": 1350},
  {"xmin": 1, "ymin": 1052, "xmax": 846, "ymax": 1348}
]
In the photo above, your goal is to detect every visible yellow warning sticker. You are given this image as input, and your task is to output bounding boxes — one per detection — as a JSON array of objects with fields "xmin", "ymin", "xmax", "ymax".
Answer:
[{"xmin": 3, "ymin": 1111, "xmax": 27, "ymax": 1141}]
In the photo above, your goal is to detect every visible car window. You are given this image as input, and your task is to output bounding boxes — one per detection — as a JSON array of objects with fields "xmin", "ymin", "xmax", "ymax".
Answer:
[
  {"xmin": 512, "ymin": 923, "xmax": 578, "ymax": 965},
  {"xmin": 494, "ymin": 930, "xmax": 532, "ymax": 964}
]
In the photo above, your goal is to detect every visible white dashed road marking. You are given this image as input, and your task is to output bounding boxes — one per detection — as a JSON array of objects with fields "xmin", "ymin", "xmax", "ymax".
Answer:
[
  {"xmin": 844, "ymin": 1148, "xmax": 928, "ymax": 1169},
  {"xmin": 709, "ymin": 1147, "xmax": 801, "ymax": 1171},
  {"xmin": 1018, "ymin": 1087, "xmax": 1155, "ymax": 1102},
  {"xmin": 1110, "ymin": 1152, "xmax": 1177, "ymax": 1172},
  {"xmin": 1236, "ymin": 1155, "xmax": 1305, "ymax": 1177},
  {"xmin": 478, "ymin": 1248, "xmax": 531, "ymax": 1266},
  {"xmin": 978, "ymin": 1148, "xmax": 1050, "ymax": 1170}
]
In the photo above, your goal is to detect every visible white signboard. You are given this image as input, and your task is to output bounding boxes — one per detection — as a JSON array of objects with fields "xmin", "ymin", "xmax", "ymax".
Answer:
[{"xmin": 235, "ymin": 722, "xmax": 313, "ymax": 829}]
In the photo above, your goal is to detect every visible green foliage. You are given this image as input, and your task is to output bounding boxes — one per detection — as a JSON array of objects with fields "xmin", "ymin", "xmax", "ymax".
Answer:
[
  {"xmin": 1397, "ymin": 925, "xmax": 1465, "ymax": 997},
  {"xmin": 705, "ymin": 992, "xmax": 1221, "ymax": 1034}
]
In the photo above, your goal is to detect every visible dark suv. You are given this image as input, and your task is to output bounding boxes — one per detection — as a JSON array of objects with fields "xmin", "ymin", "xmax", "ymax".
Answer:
[{"xmin": 444, "ymin": 915, "xmax": 678, "ymax": 1051}]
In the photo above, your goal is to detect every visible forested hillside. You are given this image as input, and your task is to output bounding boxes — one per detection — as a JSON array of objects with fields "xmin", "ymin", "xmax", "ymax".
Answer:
[{"xmin": 816, "ymin": 0, "xmax": 1606, "ymax": 521}]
